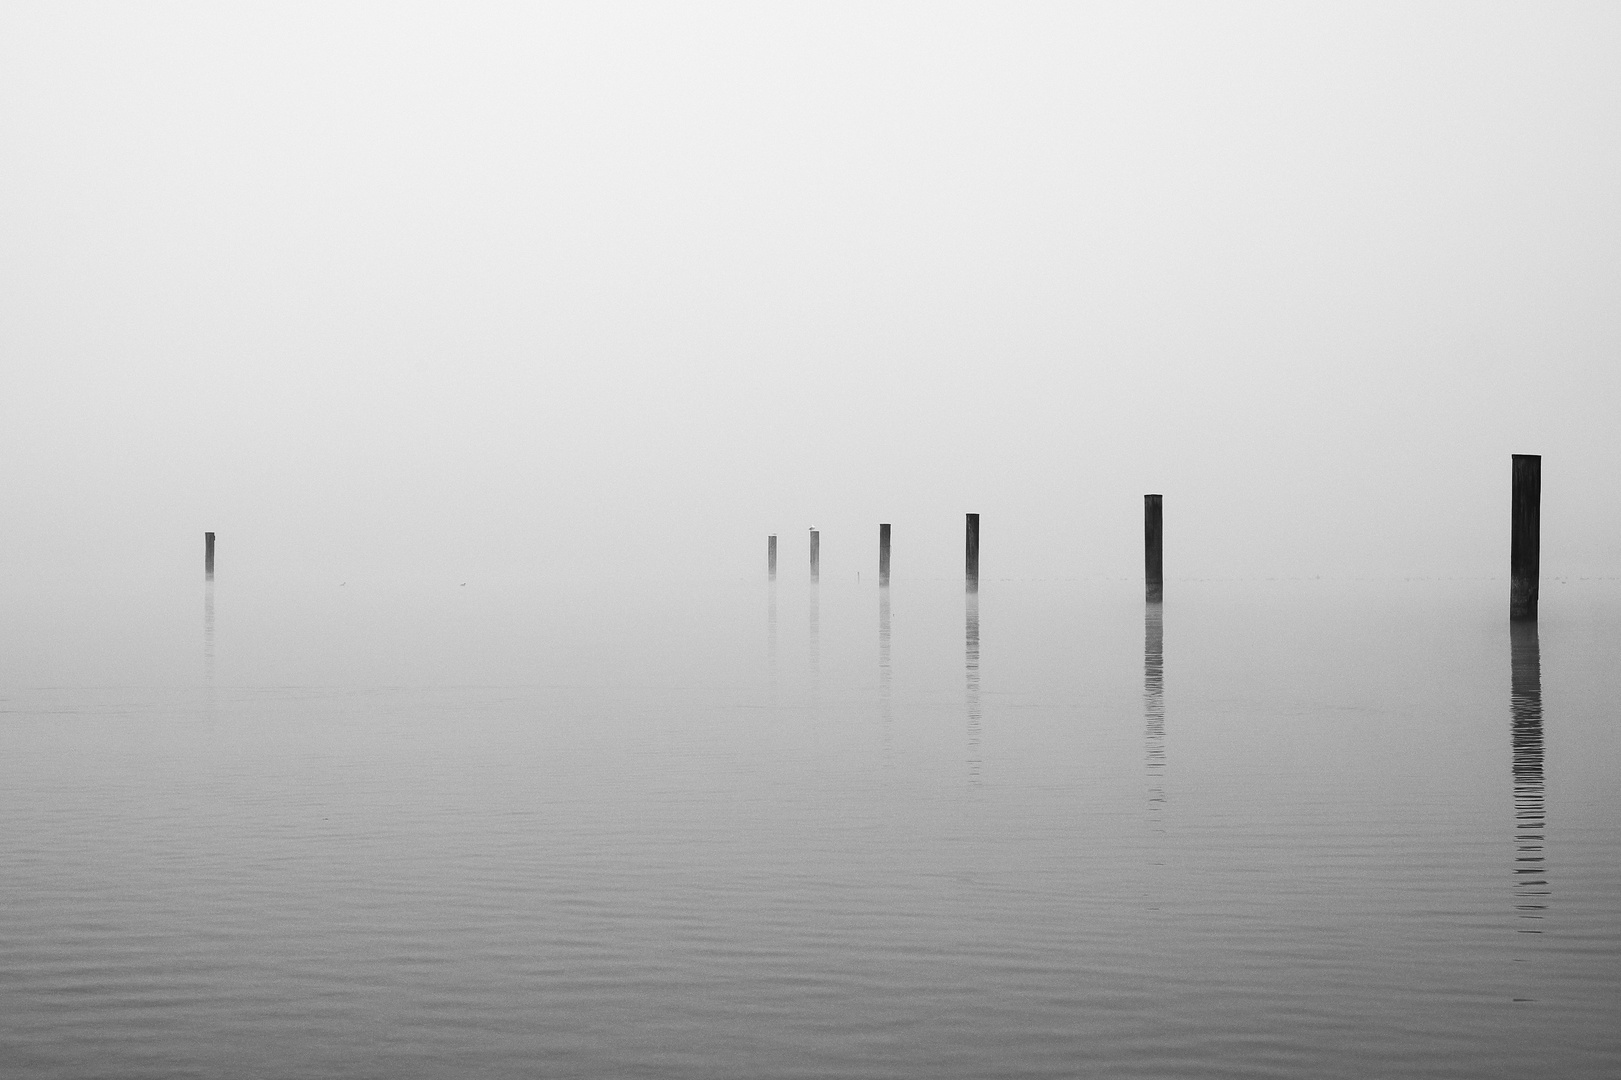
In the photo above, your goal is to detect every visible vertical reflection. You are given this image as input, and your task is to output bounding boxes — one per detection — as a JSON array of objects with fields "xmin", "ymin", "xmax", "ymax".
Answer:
[
  {"xmin": 808, "ymin": 584, "xmax": 820, "ymax": 698},
  {"xmin": 1144, "ymin": 603, "xmax": 1166, "ymax": 825},
  {"xmin": 204, "ymin": 579, "xmax": 216, "ymax": 679},
  {"xmin": 1510, "ymin": 621, "xmax": 1548, "ymax": 931},
  {"xmin": 767, "ymin": 582, "xmax": 778, "ymax": 700},
  {"xmin": 879, "ymin": 587, "xmax": 893, "ymax": 762},
  {"xmin": 965, "ymin": 590, "xmax": 981, "ymax": 781},
  {"xmin": 203, "ymin": 579, "xmax": 216, "ymax": 714}
]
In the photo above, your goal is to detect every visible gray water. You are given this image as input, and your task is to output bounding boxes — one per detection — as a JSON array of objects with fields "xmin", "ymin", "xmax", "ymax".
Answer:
[{"xmin": 2, "ymin": 577, "xmax": 1619, "ymax": 1078}]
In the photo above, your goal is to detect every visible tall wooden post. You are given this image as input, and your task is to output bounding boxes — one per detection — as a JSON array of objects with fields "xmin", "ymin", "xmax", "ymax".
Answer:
[
  {"xmin": 810, "ymin": 529, "xmax": 820, "ymax": 584},
  {"xmin": 768, "ymin": 535, "xmax": 777, "ymax": 581},
  {"xmin": 205, "ymin": 532, "xmax": 215, "ymax": 580},
  {"xmin": 879, "ymin": 524, "xmax": 891, "ymax": 587},
  {"xmin": 1144, "ymin": 494, "xmax": 1163, "ymax": 603},
  {"xmin": 965, "ymin": 513, "xmax": 979, "ymax": 591},
  {"xmin": 1510, "ymin": 455, "xmax": 1541, "ymax": 621}
]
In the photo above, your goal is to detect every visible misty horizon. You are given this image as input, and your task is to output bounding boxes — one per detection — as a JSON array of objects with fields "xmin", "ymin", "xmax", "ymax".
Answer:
[{"xmin": 4, "ymin": 4, "xmax": 1620, "ymax": 593}]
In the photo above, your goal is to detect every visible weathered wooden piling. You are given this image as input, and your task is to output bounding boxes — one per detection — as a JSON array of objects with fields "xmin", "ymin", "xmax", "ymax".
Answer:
[
  {"xmin": 1510, "ymin": 455, "xmax": 1541, "ymax": 621},
  {"xmin": 205, "ymin": 532, "xmax": 215, "ymax": 580},
  {"xmin": 1144, "ymin": 494, "xmax": 1163, "ymax": 603},
  {"xmin": 810, "ymin": 529, "xmax": 820, "ymax": 583},
  {"xmin": 768, "ymin": 535, "xmax": 777, "ymax": 581},
  {"xmin": 879, "ymin": 524, "xmax": 891, "ymax": 587},
  {"xmin": 965, "ymin": 513, "xmax": 979, "ymax": 591}
]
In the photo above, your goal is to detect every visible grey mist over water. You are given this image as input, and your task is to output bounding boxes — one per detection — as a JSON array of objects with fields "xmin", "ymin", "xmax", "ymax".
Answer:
[
  {"xmin": 5, "ymin": 4, "xmax": 1621, "ymax": 1077},
  {"xmin": 4, "ymin": 577, "xmax": 1621, "ymax": 1078}
]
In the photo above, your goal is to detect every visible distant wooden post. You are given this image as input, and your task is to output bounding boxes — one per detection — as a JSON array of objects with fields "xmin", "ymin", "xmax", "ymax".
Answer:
[
  {"xmin": 965, "ymin": 513, "xmax": 979, "ymax": 591},
  {"xmin": 1511, "ymin": 454, "xmax": 1541, "ymax": 621},
  {"xmin": 1144, "ymin": 494, "xmax": 1163, "ymax": 603},
  {"xmin": 205, "ymin": 532, "xmax": 215, "ymax": 580},
  {"xmin": 768, "ymin": 535, "xmax": 777, "ymax": 581},
  {"xmin": 810, "ymin": 529, "xmax": 820, "ymax": 583},
  {"xmin": 879, "ymin": 523, "xmax": 891, "ymax": 587}
]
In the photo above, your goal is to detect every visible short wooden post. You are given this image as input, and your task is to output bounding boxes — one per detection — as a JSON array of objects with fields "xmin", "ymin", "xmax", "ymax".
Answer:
[
  {"xmin": 768, "ymin": 535, "xmax": 777, "ymax": 581},
  {"xmin": 879, "ymin": 524, "xmax": 891, "ymax": 587},
  {"xmin": 965, "ymin": 513, "xmax": 979, "ymax": 591},
  {"xmin": 1144, "ymin": 494, "xmax": 1163, "ymax": 603},
  {"xmin": 810, "ymin": 529, "xmax": 820, "ymax": 583},
  {"xmin": 1510, "ymin": 455, "xmax": 1541, "ymax": 621},
  {"xmin": 205, "ymin": 532, "xmax": 215, "ymax": 580}
]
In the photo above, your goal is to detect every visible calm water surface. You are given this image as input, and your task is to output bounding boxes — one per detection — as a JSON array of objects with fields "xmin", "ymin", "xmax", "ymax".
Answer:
[{"xmin": 2, "ymin": 578, "xmax": 1618, "ymax": 1078}]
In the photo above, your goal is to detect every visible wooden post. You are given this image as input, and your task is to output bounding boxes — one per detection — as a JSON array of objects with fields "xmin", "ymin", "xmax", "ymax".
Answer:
[
  {"xmin": 205, "ymin": 532, "xmax": 215, "ymax": 580},
  {"xmin": 1510, "ymin": 455, "xmax": 1540, "ymax": 621},
  {"xmin": 879, "ymin": 523, "xmax": 891, "ymax": 587},
  {"xmin": 768, "ymin": 535, "xmax": 777, "ymax": 581},
  {"xmin": 1144, "ymin": 494, "xmax": 1163, "ymax": 603},
  {"xmin": 965, "ymin": 513, "xmax": 979, "ymax": 591},
  {"xmin": 810, "ymin": 529, "xmax": 819, "ymax": 583}
]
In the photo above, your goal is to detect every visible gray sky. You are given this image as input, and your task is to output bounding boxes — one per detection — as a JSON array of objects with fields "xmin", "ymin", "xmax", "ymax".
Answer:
[{"xmin": 3, "ymin": 2, "xmax": 1619, "ymax": 590}]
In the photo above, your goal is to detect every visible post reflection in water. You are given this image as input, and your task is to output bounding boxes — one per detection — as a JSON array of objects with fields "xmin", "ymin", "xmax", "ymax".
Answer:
[
  {"xmin": 1144, "ymin": 603, "xmax": 1166, "ymax": 825},
  {"xmin": 878, "ymin": 587, "xmax": 893, "ymax": 762},
  {"xmin": 767, "ymin": 582, "xmax": 778, "ymax": 699},
  {"xmin": 1510, "ymin": 621, "xmax": 1548, "ymax": 931},
  {"xmin": 965, "ymin": 590, "xmax": 980, "ymax": 781},
  {"xmin": 807, "ymin": 584, "xmax": 820, "ymax": 697},
  {"xmin": 203, "ymin": 579, "xmax": 216, "ymax": 683}
]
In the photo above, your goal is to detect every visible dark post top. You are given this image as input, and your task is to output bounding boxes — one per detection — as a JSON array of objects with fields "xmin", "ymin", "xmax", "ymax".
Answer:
[
  {"xmin": 1510, "ymin": 454, "xmax": 1541, "ymax": 621},
  {"xmin": 810, "ymin": 529, "xmax": 820, "ymax": 582},
  {"xmin": 879, "ymin": 523, "xmax": 891, "ymax": 587},
  {"xmin": 204, "ymin": 532, "xmax": 215, "ymax": 578},
  {"xmin": 768, "ymin": 535, "xmax": 777, "ymax": 580}
]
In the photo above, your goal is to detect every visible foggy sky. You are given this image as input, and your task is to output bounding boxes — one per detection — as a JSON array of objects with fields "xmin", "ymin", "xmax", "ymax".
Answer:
[{"xmin": 4, "ymin": 2, "xmax": 1619, "ymax": 591}]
